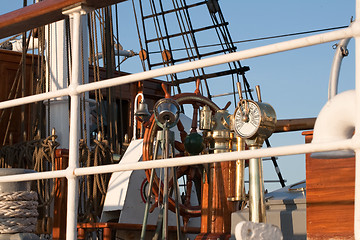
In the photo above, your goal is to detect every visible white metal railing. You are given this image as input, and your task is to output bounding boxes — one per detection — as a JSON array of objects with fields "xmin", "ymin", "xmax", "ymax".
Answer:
[
  {"xmin": 0, "ymin": 139, "xmax": 354, "ymax": 183},
  {"xmin": 0, "ymin": 2, "xmax": 359, "ymax": 240},
  {"xmin": 0, "ymin": 26, "xmax": 356, "ymax": 111}
]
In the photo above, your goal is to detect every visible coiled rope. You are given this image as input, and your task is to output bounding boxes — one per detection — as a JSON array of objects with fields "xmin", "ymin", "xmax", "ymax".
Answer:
[
  {"xmin": 78, "ymin": 138, "xmax": 113, "ymax": 223},
  {"xmin": 0, "ymin": 135, "xmax": 58, "ymax": 236},
  {"xmin": 0, "ymin": 191, "xmax": 38, "ymax": 234}
]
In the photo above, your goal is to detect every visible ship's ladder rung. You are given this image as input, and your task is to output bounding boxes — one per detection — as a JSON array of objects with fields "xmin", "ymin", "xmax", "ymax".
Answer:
[
  {"xmin": 148, "ymin": 47, "xmax": 237, "ymax": 68},
  {"xmin": 245, "ymin": 180, "xmax": 287, "ymax": 183},
  {"xmin": 142, "ymin": 1, "xmax": 207, "ymax": 20},
  {"xmin": 170, "ymin": 67, "xmax": 250, "ymax": 86},
  {"xmin": 145, "ymin": 22, "xmax": 229, "ymax": 44}
]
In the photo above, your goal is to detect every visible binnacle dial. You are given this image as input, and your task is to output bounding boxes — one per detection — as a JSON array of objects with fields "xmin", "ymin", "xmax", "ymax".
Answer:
[{"xmin": 234, "ymin": 100, "xmax": 261, "ymax": 138}]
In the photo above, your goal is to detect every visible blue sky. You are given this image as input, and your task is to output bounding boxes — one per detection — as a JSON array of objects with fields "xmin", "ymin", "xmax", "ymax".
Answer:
[{"xmin": 0, "ymin": 1, "xmax": 356, "ymax": 191}]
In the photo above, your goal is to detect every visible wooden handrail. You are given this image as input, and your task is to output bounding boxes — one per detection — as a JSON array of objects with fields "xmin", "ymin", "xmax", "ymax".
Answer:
[
  {"xmin": 0, "ymin": 0, "xmax": 127, "ymax": 39},
  {"xmin": 275, "ymin": 117, "xmax": 316, "ymax": 133}
]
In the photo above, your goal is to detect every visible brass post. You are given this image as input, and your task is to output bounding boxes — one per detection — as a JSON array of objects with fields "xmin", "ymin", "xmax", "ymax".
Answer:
[
  {"xmin": 248, "ymin": 144, "xmax": 266, "ymax": 223},
  {"xmin": 228, "ymin": 137, "xmax": 246, "ymax": 202}
]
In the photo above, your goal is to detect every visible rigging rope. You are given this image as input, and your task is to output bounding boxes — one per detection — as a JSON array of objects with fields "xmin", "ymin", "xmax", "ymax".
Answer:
[
  {"xmin": 114, "ymin": 3, "xmax": 124, "ymax": 150},
  {"xmin": 132, "ymin": 0, "xmax": 148, "ymax": 71},
  {"xmin": 134, "ymin": 0, "xmax": 252, "ymax": 98},
  {"xmin": 89, "ymin": 11, "xmax": 105, "ymax": 138},
  {"xmin": 0, "ymin": 135, "xmax": 58, "ymax": 210},
  {"xmin": 148, "ymin": 25, "xmax": 349, "ymax": 54},
  {"xmin": 172, "ymin": 0, "xmax": 206, "ymax": 96},
  {"xmin": 0, "ymin": 29, "xmax": 37, "ymax": 145},
  {"xmin": 178, "ymin": 0, "xmax": 211, "ymax": 98},
  {"xmin": 208, "ymin": 3, "xmax": 242, "ymax": 104},
  {"xmin": 0, "ymin": 135, "xmax": 58, "ymax": 236},
  {"xmin": 78, "ymin": 138, "xmax": 113, "ymax": 223}
]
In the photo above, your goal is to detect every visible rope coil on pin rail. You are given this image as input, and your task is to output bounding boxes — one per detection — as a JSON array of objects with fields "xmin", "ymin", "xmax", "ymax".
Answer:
[
  {"xmin": 78, "ymin": 137, "xmax": 113, "ymax": 222},
  {"xmin": 33, "ymin": 135, "xmax": 59, "ymax": 209},
  {"xmin": 0, "ymin": 191, "xmax": 38, "ymax": 234},
  {"xmin": 0, "ymin": 135, "xmax": 59, "ymax": 236},
  {"xmin": 0, "ymin": 135, "xmax": 59, "ymax": 170}
]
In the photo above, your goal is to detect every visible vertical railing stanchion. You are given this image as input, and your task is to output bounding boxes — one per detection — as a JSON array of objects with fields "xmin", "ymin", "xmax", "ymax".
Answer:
[
  {"xmin": 62, "ymin": 4, "xmax": 92, "ymax": 240},
  {"xmin": 66, "ymin": 10, "xmax": 81, "ymax": 240},
  {"xmin": 354, "ymin": 1, "xmax": 360, "ymax": 239}
]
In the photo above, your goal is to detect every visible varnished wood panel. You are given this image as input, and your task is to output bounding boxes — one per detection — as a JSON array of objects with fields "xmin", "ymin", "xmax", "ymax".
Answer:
[
  {"xmin": 303, "ymin": 131, "xmax": 355, "ymax": 240},
  {"xmin": 0, "ymin": 50, "xmax": 35, "ymax": 145},
  {"xmin": 88, "ymin": 67, "xmax": 165, "ymax": 104},
  {"xmin": 88, "ymin": 66, "xmax": 167, "ymax": 140},
  {"xmin": 52, "ymin": 149, "xmax": 69, "ymax": 240}
]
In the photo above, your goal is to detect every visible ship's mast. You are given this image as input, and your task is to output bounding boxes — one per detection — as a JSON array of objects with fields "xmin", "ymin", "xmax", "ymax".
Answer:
[{"xmin": 45, "ymin": 16, "xmax": 90, "ymax": 148}]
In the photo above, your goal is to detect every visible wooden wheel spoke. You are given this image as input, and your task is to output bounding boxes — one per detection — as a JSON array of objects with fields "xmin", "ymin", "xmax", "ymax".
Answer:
[
  {"xmin": 174, "ymin": 140, "xmax": 185, "ymax": 153},
  {"xmin": 190, "ymin": 104, "xmax": 199, "ymax": 133},
  {"xmin": 184, "ymin": 174, "xmax": 193, "ymax": 207},
  {"xmin": 177, "ymin": 120, "xmax": 188, "ymax": 143},
  {"xmin": 176, "ymin": 166, "xmax": 190, "ymax": 177}
]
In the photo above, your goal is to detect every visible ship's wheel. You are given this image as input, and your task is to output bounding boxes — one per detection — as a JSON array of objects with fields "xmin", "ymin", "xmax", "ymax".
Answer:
[{"xmin": 142, "ymin": 81, "xmax": 219, "ymax": 220}]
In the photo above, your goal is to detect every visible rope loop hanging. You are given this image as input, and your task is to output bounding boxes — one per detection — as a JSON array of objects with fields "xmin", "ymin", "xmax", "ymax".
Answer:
[
  {"xmin": 33, "ymin": 135, "xmax": 59, "ymax": 208},
  {"xmin": 78, "ymin": 138, "xmax": 113, "ymax": 223}
]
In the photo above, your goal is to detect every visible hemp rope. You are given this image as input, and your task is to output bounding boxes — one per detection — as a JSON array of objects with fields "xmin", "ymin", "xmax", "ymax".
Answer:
[
  {"xmin": 78, "ymin": 138, "xmax": 113, "ymax": 222},
  {"xmin": 0, "ymin": 191, "xmax": 38, "ymax": 234}
]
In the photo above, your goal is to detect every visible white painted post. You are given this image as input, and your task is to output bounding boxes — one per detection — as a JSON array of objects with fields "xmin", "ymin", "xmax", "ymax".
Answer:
[
  {"xmin": 67, "ymin": 10, "xmax": 81, "ymax": 240},
  {"xmin": 45, "ymin": 11, "xmax": 90, "ymax": 149},
  {"xmin": 62, "ymin": 5, "xmax": 92, "ymax": 240},
  {"xmin": 354, "ymin": 1, "xmax": 360, "ymax": 239},
  {"xmin": 45, "ymin": 20, "xmax": 70, "ymax": 148}
]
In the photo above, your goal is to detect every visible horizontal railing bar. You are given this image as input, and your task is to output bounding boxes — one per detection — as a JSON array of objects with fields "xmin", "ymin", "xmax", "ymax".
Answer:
[
  {"xmin": 0, "ymin": 139, "xmax": 353, "ymax": 183},
  {"xmin": 76, "ymin": 26, "xmax": 354, "ymax": 94},
  {"xmin": 0, "ymin": 88, "xmax": 70, "ymax": 110},
  {"xmin": 0, "ymin": 170, "xmax": 67, "ymax": 183},
  {"xmin": 74, "ymin": 139, "xmax": 354, "ymax": 176},
  {"xmin": 0, "ymin": 26, "xmax": 354, "ymax": 111}
]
